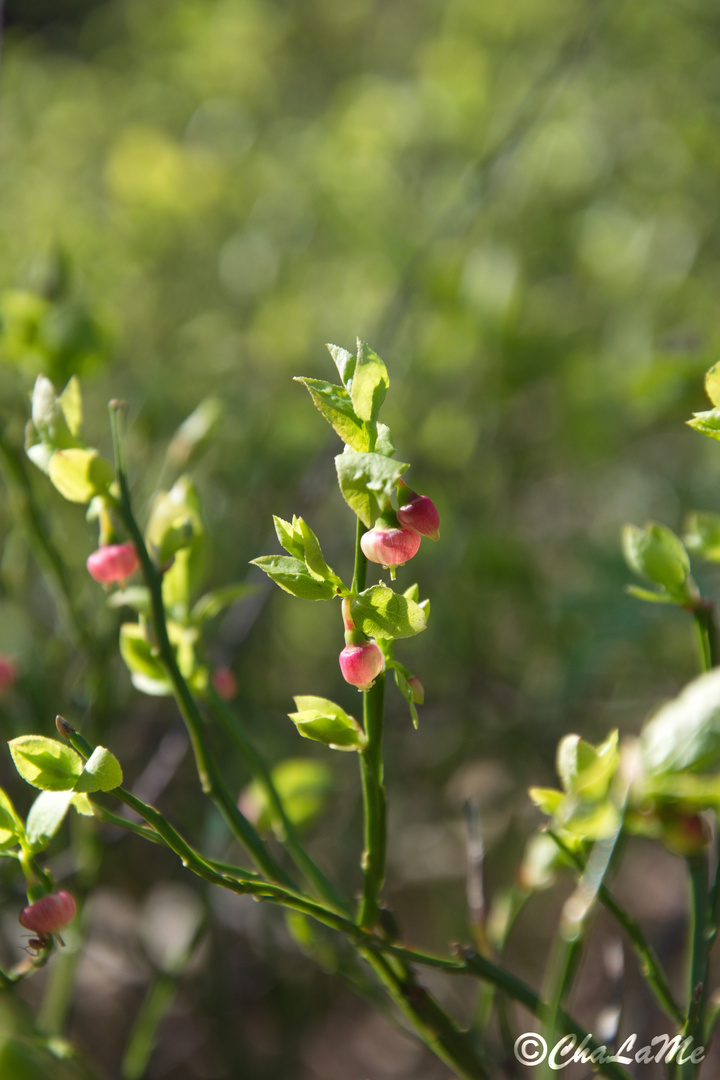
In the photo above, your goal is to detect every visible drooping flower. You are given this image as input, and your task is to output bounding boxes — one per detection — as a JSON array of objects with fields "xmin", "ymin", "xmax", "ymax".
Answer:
[
  {"xmin": 19, "ymin": 891, "xmax": 76, "ymax": 936},
  {"xmin": 86, "ymin": 541, "xmax": 140, "ymax": 584},
  {"xmin": 339, "ymin": 641, "xmax": 384, "ymax": 691},
  {"xmin": 396, "ymin": 481, "xmax": 440, "ymax": 541},
  {"xmin": 360, "ymin": 525, "xmax": 421, "ymax": 568}
]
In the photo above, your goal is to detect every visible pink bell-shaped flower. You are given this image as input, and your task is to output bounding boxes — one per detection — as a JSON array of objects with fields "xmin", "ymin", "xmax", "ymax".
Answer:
[
  {"xmin": 396, "ymin": 481, "xmax": 440, "ymax": 540},
  {"xmin": 339, "ymin": 641, "xmax": 384, "ymax": 691},
  {"xmin": 86, "ymin": 542, "xmax": 140, "ymax": 584},
  {"xmin": 360, "ymin": 524, "xmax": 421, "ymax": 568},
  {"xmin": 19, "ymin": 890, "xmax": 76, "ymax": 936}
]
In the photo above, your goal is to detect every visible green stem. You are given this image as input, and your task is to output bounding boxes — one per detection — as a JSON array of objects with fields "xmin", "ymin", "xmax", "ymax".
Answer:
[
  {"xmin": 360, "ymin": 947, "xmax": 491, "ymax": 1080},
  {"xmin": 108, "ymin": 404, "xmax": 291, "ymax": 887},
  {"xmin": 358, "ymin": 674, "xmax": 386, "ymax": 929},
  {"xmin": 693, "ymin": 601, "xmax": 719, "ymax": 672},
  {"xmin": 681, "ymin": 856, "xmax": 710, "ymax": 1079},
  {"xmin": 122, "ymin": 974, "xmax": 175, "ymax": 1080},
  {"xmin": 351, "ymin": 516, "xmax": 367, "ymax": 594},
  {"xmin": 548, "ymin": 829, "xmax": 683, "ymax": 1024},
  {"xmin": 540, "ymin": 935, "xmax": 582, "ymax": 1080},
  {"xmin": 205, "ymin": 685, "xmax": 350, "ymax": 914}
]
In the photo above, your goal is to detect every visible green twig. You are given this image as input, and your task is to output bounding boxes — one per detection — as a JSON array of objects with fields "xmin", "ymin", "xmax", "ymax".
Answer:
[
  {"xmin": 205, "ymin": 685, "xmax": 350, "ymax": 914},
  {"xmin": 681, "ymin": 855, "xmax": 710, "ymax": 1079},
  {"xmin": 358, "ymin": 675, "xmax": 387, "ymax": 929},
  {"xmin": 548, "ymin": 829, "xmax": 683, "ymax": 1025},
  {"xmin": 108, "ymin": 402, "xmax": 291, "ymax": 886}
]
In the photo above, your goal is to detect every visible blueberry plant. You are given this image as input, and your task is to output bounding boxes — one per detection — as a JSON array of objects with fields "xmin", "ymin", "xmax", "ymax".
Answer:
[{"xmin": 3, "ymin": 343, "xmax": 720, "ymax": 1079}]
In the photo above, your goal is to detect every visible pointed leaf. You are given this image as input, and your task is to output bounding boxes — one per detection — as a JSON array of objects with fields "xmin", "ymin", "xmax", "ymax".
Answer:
[
  {"xmin": 0, "ymin": 787, "xmax": 24, "ymax": 846},
  {"xmin": 290, "ymin": 696, "xmax": 365, "ymax": 750},
  {"xmin": 251, "ymin": 556, "xmax": 337, "ymax": 600},
  {"xmin": 294, "ymin": 377, "xmax": 369, "ymax": 450},
  {"xmin": 622, "ymin": 522, "xmax": 690, "ymax": 594},
  {"xmin": 688, "ymin": 409, "xmax": 720, "ymax": 441},
  {"xmin": 57, "ymin": 376, "xmax": 83, "ymax": 436},
  {"xmin": 351, "ymin": 340, "xmax": 389, "ymax": 424},
  {"xmin": 335, "ymin": 451, "xmax": 409, "ymax": 527},
  {"xmin": 9, "ymin": 735, "xmax": 83, "ymax": 791},
  {"xmin": 326, "ymin": 343, "xmax": 355, "ymax": 388},
  {"xmin": 705, "ymin": 363, "xmax": 720, "ymax": 408},
  {"xmin": 273, "ymin": 515, "xmax": 305, "ymax": 559}
]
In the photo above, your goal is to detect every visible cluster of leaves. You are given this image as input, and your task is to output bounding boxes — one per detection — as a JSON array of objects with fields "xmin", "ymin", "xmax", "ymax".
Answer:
[
  {"xmin": 253, "ymin": 340, "xmax": 429, "ymax": 746},
  {"xmin": 0, "ymin": 735, "xmax": 121, "ymax": 863}
]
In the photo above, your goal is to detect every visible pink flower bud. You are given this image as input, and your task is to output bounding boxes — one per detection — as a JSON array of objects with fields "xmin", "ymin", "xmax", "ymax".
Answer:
[
  {"xmin": 19, "ymin": 890, "xmax": 76, "ymax": 935},
  {"xmin": 0, "ymin": 656, "xmax": 18, "ymax": 695},
  {"xmin": 407, "ymin": 675, "xmax": 424, "ymax": 704},
  {"xmin": 397, "ymin": 491, "xmax": 440, "ymax": 541},
  {"xmin": 339, "ymin": 641, "xmax": 384, "ymax": 691},
  {"xmin": 212, "ymin": 666, "xmax": 238, "ymax": 701},
  {"xmin": 360, "ymin": 526, "xmax": 421, "ymax": 567},
  {"xmin": 86, "ymin": 542, "xmax": 140, "ymax": 584}
]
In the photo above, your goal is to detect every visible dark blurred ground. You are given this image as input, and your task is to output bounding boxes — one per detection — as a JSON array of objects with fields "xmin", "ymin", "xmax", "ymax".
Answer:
[{"xmin": 2, "ymin": 0, "xmax": 720, "ymax": 1076}]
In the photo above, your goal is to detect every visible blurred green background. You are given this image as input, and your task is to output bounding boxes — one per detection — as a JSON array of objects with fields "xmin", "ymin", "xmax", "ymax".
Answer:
[{"xmin": 1, "ymin": 0, "xmax": 720, "ymax": 1077}]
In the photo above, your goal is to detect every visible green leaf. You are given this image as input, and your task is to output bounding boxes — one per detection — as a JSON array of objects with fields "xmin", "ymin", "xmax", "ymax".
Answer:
[
  {"xmin": 119, "ymin": 623, "xmax": 172, "ymax": 692},
  {"xmin": 57, "ymin": 375, "xmax": 82, "ymax": 436},
  {"xmin": 245, "ymin": 758, "xmax": 333, "ymax": 834},
  {"xmin": 556, "ymin": 731, "xmax": 619, "ymax": 800},
  {"xmin": 48, "ymin": 448, "xmax": 114, "ymax": 504},
  {"xmin": 74, "ymin": 746, "xmax": 123, "ymax": 793},
  {"xmin": 685, "ymin": 511, "xmax": 720, "ymax": 563},
  {"xmin": 297, "ymin": 518, "xmax": 342, "ymax": 586},
  {"xmin": 107, "ymin": 586, "xmax": 152, "ymax": 614},
  {"xmin": 375, "ymin": 423, "xmax": 395, "ymax": 457},
  {"xmin": 0, "ymin": 787, "xmax": 24, "ymax": 847},
  {"xmin": 393, "ymin": 668, "xmax": 419, "ymax": 728},
  {"xmin": 30, "ymin": 375, "xmax": 77, "ymax": 450},
  {"xmin": 293, "ymin": 377, "xmax": 369, "ymax": 450},
  {"xmin": 622, "ymin": 522, "xmax": 691, "ymax": 596},
  {"xmin": 190, "ymin": 583, "xmax": 256, "ymax": 623},
  {"xmin": 705, "ymin": 363, "xmax": 720, "ymax": 408},
  {"xmin": 146, "ymin": 478, "xmax": 205, "ymax": 611},
  {"xmin": 250, "ymin": 556, "xmax": 337, "ymax": 600},
  {"xmin": 350, "ymin": 340, "xmax": 389, "ymax": 424},
  {"xmin": 326, "ymin": 342, "xmax": 355, "ymax": 388},
  {"xmin": 687, "ymin": 409, "xmax": 720, "ymax": 441},
  {"xmin": 351, "ymin": 585, "xmax": 427, "ymax": 640},
  {"xmin": 561, "ymin": 800, "xmax": 621, "ymax": 841},
  {"xmin": 641, "ymin": 668, "xmax": 720, "ymax": 775},
  {"xmin": 25, "ymin": 790, "xmax": 74, "ymax": 849},
  {"xmin": 528, "ymin": 787, "xmax": 565, "ymax": 815},
  {"xmin": 9, "ymin": 735, "xmax": 83, "ymax": 792},
  {"xmin": 289, "ymin": 696, "xmax": 366, "ymax": 750},
  {"xmin": 624, "ymin": 585, "xmax": 675, "ymax": 604},
  {"xmin": 273, "ymin": 515, "xmax": 305, "ymax": 559},
  {"xmin": 335, "ymin": 451, "xmax": 409, "ymax": 527},
  {"xmin": 71, "ymin": 793, "xmax": 94, "ymax": 816}
]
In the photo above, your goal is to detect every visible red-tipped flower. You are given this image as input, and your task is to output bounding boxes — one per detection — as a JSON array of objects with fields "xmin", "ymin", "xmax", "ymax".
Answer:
[
  {"xmin": 360, "ymin": 525, "xmax": 421, "ymax": 568},
  {"xmin": 86, "ymin": 542, "xmax": 140, "ymax": 585},
  {"xmin": 19, "ymin": 891, "xmax": 76, "ymax": 936},
  {"xmin": 397, "ymin": 483, "xmax": 440, "ymax": 541},
  {"xmin": 339, "ymin": 641, "xmax": 384, "ymax": 691}
]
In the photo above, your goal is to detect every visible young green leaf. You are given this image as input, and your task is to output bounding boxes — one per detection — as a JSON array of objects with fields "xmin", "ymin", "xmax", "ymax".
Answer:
[
  {"xmin": 687, "ymin": 409, "xmax": 720, "ymax": 441},
  {"xmin": 350, "ymin": 340, "xmax": 389, "ymax": 425},
  {"xmin": 273, "ymin": 515, "xmax": 305, "ymax": 559},
  {"xmin": 393, "ymin": 668, "xmax": 419, "ymax": 728},
  {"xmin": 289, "ymin": 696, "xmax": 366, "ymax": 750},
  {"xmin": 250, "ymin": 555, "xmax": 337, "ymax": 600},
  {"xmin": 9, "ymin": 735, "xmax": 83, "ymax": 791},
  {"xmin": 244, "ymin": 758, "xmax": 333, "ymax": 834},
  {"xmin": 335, "ymin": 451, "xmax": 409, "ymax": 527},
  {"xmin": 0, "ymin": 787, "xmax": 24, "ymax": 847},
  {"xmin": 25, "ymin": 790, "xmax": 74, "ymax": 850},
  {"xmin": 641, "ymin": 668, "xmax": 720, "ymax": 775},
  {"xmin": 294, "ymin": 377, "xmax": 369, "ymax": 450},
  {"xmin": 297, "ymin": 518, "xmax": 344, "ymax": 587},
  {"xmin": 74, "ymin": 746, "xmax": 123, "ymax": 794},
  {"xmin": 57, "ymin": 375, "xmax": 83, "ymax": 437},
  {"xmin": 685, "ymin": 511, "xmax": 720, "ymax": 563},
  {"xmin": 705, "ymin": 362, "xmax": 720, "ymax": 408},
  {"xmin": 350, "ymin": 585, "xmax": 427, "ymax": 640},
  {"xmin": 48, "ymin": 448, "xmax": 114, "ymax": 504},
  {"xmin": 528, "ymin": 787, "xmax": 565, "ymax": 816},
  {"xmin": 190, "ymin": 582, "xmax": 256, "ymax": 623},
  {"xmin": 556, "ymin": 731, "xmax": 619, "ymax": 800},
  {"xmin": 326, "ymin": 342, "xmax": 356, "ymax": 388},
  {"xmin": 622, "ymin": 522, "xmax": 691, "ymax": 598}
]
